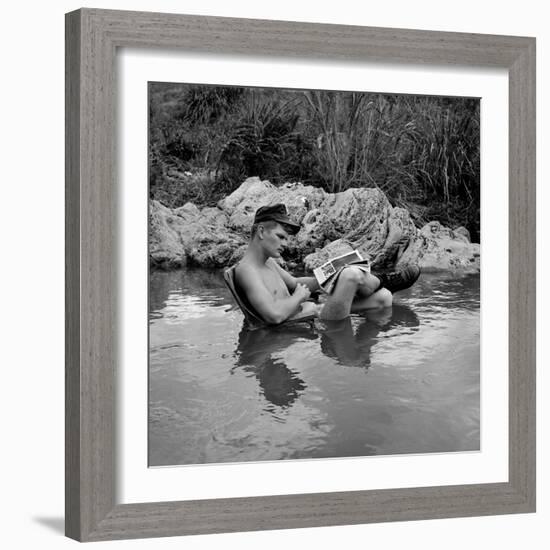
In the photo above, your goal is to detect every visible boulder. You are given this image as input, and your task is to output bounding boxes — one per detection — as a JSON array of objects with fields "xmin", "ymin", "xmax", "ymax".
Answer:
[
  {"xmin": 149, "ymin": 200, "xmax": 246, "ymax": 269},
  {"xmin": 300, "ymin": 190, "xmax": 478, "ymax": 274},
  {"xmin": 219, "ymin": 177, "xmax": 326, "ymax": 233},
  {"xmin": 313, "ymin": 188, "xmax": 392, "ymax": 244},
  {"xmin": 150, "ymin": 178, "xmax": 480, "ymax": 273},
  {"xmin": 149, "ymin": 200, "xmax": 187, "ymax": 269},
  {"xmin": 173, "ymin": 202, "xmax": 200, "ymax": 218},
  {"xmin": 365, "ymin": 207, "xmax": 418, "ymax": 269},
  {"xmin": 295, "ymin": 187, "xmax": 391, "ymax": 260},
  {"xmin": 187, "ymin": 239, "xmax": 247, "ymax": 268},
  {"xmin": 396, "ymin": 221, "xmax": 480, "ymax": 272},
  {"xmin": 300, "ymin": 188, "xmax": 417, "ymax": 269}
]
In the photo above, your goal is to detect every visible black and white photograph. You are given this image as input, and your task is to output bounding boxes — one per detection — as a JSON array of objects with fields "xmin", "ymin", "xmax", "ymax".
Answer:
[
  {"xmin": 148, "ymin": 83, "xmax": 481, "ymax": 467},
  {"xmin": 4, "ymin": 0, "xmax": 544, "ymax": 546}
]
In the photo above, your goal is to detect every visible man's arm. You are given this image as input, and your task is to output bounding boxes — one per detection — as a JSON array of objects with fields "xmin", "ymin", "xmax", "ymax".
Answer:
[
  {"xmin": 294, "ymin": 276, "xmax": 320, "ymax": 292},
  {"xmin": 236, "ymin": 264, "xmax": 311, "ymax": 325},
  {"xmin": 267, "ymin": 259, "xmax": 320, "ymax": 293}
]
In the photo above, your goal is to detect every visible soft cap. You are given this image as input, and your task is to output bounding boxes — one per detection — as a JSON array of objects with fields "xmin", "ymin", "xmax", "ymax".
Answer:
[{"xmin": 253, "ymin": 203, "xmax": 300, "ymax": 235}]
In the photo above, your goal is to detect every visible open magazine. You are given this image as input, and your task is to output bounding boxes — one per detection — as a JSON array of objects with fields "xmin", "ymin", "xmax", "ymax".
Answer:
[{"xmin": 313, "ymin": 249, "xmax": 371, "ymax": 294}]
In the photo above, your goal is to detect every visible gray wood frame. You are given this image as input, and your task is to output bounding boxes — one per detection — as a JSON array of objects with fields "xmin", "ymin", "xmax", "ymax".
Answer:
[{"xmin": 65, "ymin": 8, "xmax": 536, "ymax": 542}]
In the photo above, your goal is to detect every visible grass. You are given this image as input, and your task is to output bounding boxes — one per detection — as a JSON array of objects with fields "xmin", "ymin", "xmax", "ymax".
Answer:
[{"xmin": 149, "ymin": 84, "xmax": 480, "ymax": 240}]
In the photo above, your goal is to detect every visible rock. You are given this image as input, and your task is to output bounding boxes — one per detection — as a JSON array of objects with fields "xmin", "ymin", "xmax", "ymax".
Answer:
[
  {"xmin": 295, "ymin": 187, "xmax": 391, "ymax": 260},
  {"xmin": 187, "ymin": 239, "xmax": 247, "ymax": 268},
  {"xmin": 453, "ymin": 226, "xmax": 471, "ymax": 243},
  {"xmin": 149, "ymin": 199, "xmax": 246, "ymax": 269},
  {"xmin": 217, "ymin": 177, "xmax": 276, "ymax": 213},
  {"xmin": 173, "ymin": 202, "xmax": 200, "ymax": 218},
  {"xmin": 396, "ymin": 221, "xmax": 480, "ymax": 272},
  {"xmin": 316, "ymin": 188, "xmax": 392, "ymax": 243},
  {"xmin": 298, "ymin": 187, "xmax": 412, "ymax": 269},
  {"xmin": 200, "ymin": 206, "xmax": 229, "ymax": 228},
  {"xmin": 366, "ymin": 207, "xmax": 418, "ymax": 269},
  {"xmin": 150, "ymin": 178, "xmax": 480, "ymax": 273},
  {"xmin": 219, "ymin": 177, "xmax": 326, "ymax": 233},
  {"xmin": 183, "ymin": 209, "xmax": 246, "ymax": 267},
  {"xmin": 301, "ymin": 191, "xmax": 478, "ymax": 274},
  {"xmin": 149, "ymin": 200, "xmax": 187, "ymax": 268}
]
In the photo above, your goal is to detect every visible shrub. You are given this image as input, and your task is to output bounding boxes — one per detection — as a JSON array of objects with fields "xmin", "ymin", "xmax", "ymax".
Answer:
[{"xmin": 149, "ymin": 83, "xmax": 481, "ymax": 241}]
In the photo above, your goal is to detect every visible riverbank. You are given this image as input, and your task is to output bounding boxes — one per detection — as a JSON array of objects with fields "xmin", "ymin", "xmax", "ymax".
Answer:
[{"xmin": 150, "ymin": 177, "xmax": 480, "ymax": 273}]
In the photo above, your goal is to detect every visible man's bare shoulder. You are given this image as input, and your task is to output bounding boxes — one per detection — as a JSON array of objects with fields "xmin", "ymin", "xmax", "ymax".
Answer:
[
  {"xmin": 265, "ymin": 258, "xmax": 296, "ymax": 287},
  {"xmin": 234, "ymin": 259, "xmax": 262, "ymax": 286},
  {"xmin": 265, "ymin": 257, "xmax": 285, "ymax": 273}
]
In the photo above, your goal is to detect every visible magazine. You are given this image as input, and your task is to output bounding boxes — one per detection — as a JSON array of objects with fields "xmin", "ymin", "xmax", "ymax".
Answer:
[{"xmin": 313, "ymin": 249, "xmax": 371, "ymax": 294}]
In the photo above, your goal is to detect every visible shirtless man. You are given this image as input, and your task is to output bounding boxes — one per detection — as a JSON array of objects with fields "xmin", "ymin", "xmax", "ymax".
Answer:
[{"xmin": 234, "ymin": 203, "xmax": 420, "ymax": 324}]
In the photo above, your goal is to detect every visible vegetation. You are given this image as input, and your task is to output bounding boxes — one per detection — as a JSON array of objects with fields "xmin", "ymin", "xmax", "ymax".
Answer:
[{"xmin": 149, "ymin": 83, "xmax": 480, "ymax": 241}]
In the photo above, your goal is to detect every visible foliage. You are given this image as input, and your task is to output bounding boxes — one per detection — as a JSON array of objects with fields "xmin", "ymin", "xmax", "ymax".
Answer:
[
  {"xmin": 215, "ymin": 92, "xmax": 309, "ymax": 194},
  {"xmin": 149, "ymin": 83, "xmax": 480, "ymax": 240}
]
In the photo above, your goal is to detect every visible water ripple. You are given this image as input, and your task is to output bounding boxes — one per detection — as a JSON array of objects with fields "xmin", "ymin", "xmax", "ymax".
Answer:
[{"xmin": 148, "ymin": 270, "xmax": 480, "ymax": 466}]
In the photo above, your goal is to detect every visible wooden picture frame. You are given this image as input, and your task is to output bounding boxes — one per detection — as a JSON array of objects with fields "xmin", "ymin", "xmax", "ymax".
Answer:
[{"xmin": 65, "ymin": 8, "xmax": 536, "ymax": 542}]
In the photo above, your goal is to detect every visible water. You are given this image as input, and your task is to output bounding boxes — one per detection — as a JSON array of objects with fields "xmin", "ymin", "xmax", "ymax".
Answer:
[{"xmin": 149, "ymin": 268, "xmax": 480, "ymax": 466}]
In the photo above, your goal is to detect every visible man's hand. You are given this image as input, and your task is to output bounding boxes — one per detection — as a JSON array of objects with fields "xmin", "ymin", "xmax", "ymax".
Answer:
[{"xmin": 293, "ymin": 283, "xmax": 311, "ymax": 303}]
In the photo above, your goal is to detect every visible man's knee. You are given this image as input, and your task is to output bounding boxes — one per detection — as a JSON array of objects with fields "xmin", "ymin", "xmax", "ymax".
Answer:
[
  {"xmin": 340, "ymin": 267, "xmax": 382, "ymax": 295},
  {"xmin": 376, "ymin": 287, "xmax": 393, "ymax": 307},
  {"xmin": 339, "ymin": 266, "xmax": 368, "ymax": 286}
]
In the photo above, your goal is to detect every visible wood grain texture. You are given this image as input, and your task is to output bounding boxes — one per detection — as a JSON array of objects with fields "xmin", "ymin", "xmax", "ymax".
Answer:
[
  {"xmin": 86, "ymin": 8, "xmax": 532, "ymax": 66},
  {"xmin": 508, "ymin": 40, "xmax": 536, "ymax": 508},
  {"xmin": 65, "ymin": 8, "xmax": 536, "ymax": 542},
  {"xmin": 65, "ymin": 9, "xmax": 81, "ymax": 541},
  {"xmin": 66, "ymin": 8, "xmax": 116, "ymax": 540}
]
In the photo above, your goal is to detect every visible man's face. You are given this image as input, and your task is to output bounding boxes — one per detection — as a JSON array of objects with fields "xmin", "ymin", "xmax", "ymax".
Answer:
[{"xmin": 261, "ymin": 223, "xmax": 290, "ymax": 258}]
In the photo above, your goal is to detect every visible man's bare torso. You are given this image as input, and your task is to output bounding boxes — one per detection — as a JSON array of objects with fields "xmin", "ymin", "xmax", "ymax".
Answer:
[{"xmin": 236, "ymin": 258, "xmax": 289, "ymax": 300}]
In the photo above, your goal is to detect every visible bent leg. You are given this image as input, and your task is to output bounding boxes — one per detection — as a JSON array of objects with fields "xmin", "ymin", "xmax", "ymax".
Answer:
[
  {"xmin": 320, "ymin": 267, "xmax": 383, "ymax": 321},
  {"xmin": 354, "ymin": 271, "xmax": 382, "ymax": 298},
  {"xmin": 350, "ymin": 287, "xmax": 392, "ymax": 313}
]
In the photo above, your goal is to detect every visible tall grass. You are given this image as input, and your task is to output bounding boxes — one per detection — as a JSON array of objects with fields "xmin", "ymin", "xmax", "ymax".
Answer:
[
  {"xmin": 149, "ymin": 83, "xmax": 480, "ymax": 240},
  {"xmin": 215, "ymin": 90, "xmax": 307, "ymax": 193}
]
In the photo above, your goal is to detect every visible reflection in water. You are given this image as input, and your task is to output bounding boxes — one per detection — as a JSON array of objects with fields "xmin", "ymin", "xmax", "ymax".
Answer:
[
  {"xmin": 149, "ymin": 270, "xmax": 480, "ymax": 466},
  {"xmin": 234, "ymin": 324, "xmax": 317, "ymax": 408},
  {"xmin": 320, "ymin": 305, "xmax": 420, "ymax": 368},
  {"xmin": 149, "ymin": 268, "xmax": 235, "ymax": 319},
  {"xmin": 232, "ymin": 305, "xmax": 420, "ymax": 410}
]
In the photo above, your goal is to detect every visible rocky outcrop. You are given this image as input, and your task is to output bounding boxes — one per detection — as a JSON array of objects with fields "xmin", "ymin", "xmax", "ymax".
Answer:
[
  {"xmin": 150, "ymin": 176, "xmax": 480, "ymax": 273},
  {"xmin": 396, "ymin": 221, "xmax": 480, "ymax": 272},
  {"xmin": 218, "ymin": 177, "xmax": 326, "ymax": 233},
  {"xmin": 149, "ymin": 200, "xmax": 247, "ymax": 269},
  {"xmin": 149, "ymin": 201, "xmax": 187, "ymax": 268}
]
